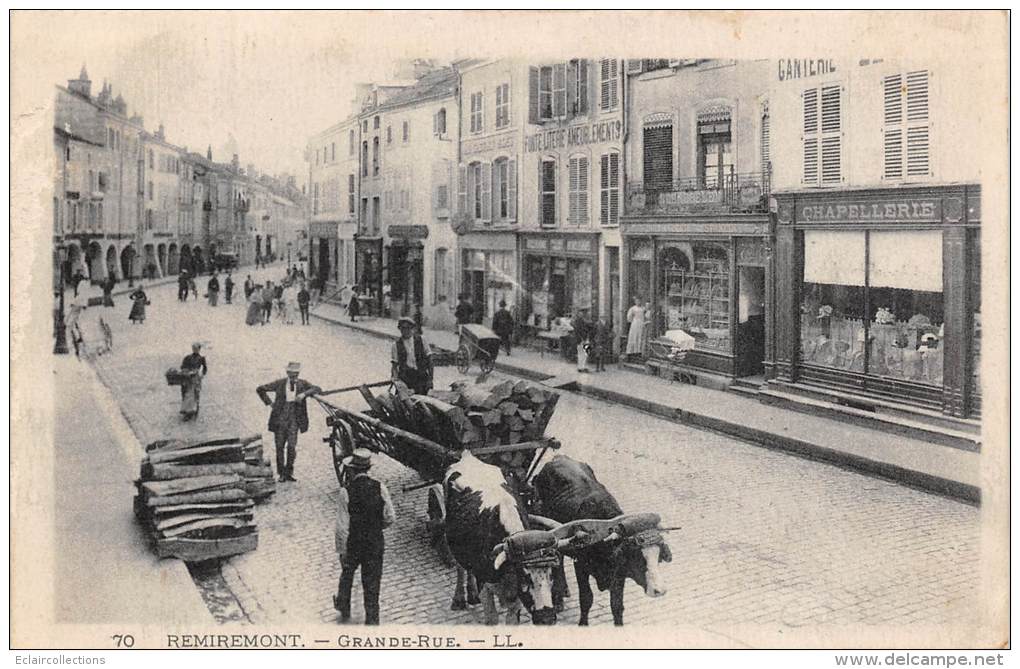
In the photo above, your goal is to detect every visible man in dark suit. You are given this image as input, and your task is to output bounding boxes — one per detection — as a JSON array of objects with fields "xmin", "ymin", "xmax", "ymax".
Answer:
[
  {"xmin": 256, "ymin": 362, "xmax": 322, "ymax": 482},
  {"xmin": 334, "ymin": 449, "xmax": 395, "ymax": 625}
]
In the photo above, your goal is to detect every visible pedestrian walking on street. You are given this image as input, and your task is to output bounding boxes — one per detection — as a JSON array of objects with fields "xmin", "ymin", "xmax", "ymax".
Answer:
[
  {"xmin": 281, "ymin": 282, "xmax": 295, "ymax": 325},
  {"xmin": 492, "ymin": 300, "xmax": 515, "ymax": 356},
  {"xmin": 179, "ymin": 342, "xmax": 207, "ymax": 421},
  {"xmin": 391, "ymin": 317, "xmax": 433, "ymax": 395},
  {"xmin": 243, "ymin": 274, "xmax": 255, "ymax": 301},
  {"xmin": 178, "ymin": 271, "xmax": 190, "ymax": 302},
  {"xmin": 189, "ymin": 277, "xmax": 198, "ymax": 300},
  {"xmin": 128, "ymin": 286, "xmax": 149, "ymax": 324},
  {"xmin": 593, "ymin": 316, "xmax": 612, "ymax": 372},
  {"xmin": 454, "ymin": 294, "xmax": 473, "ymax": 331},
  {"xmin": 256, "ymin": 362, "xmax": 321, "ymax": 482},
  {"xmin": 572, "ymin": 308, "xmax": 593, "ymax": 373},
  {"xmin": 297, "ymin": 282, "xmax": 311, "ymax": 325},
  {"xmin": 71, "ymin": 270, "xmax": 86, "ymax": 297},
  {"xmin": 334, "ymin": 449, "xmax": 395, "ymax": 625},
  {"xmin": 102, "ymin": 275, "xmax": 116, "ymax": 307},
  {"xmin": 245, "ymin": 287, "xmax": 262, "ymax": 326},
  {"xmin": 207, "ymin": 273, "xmax": 220, "ymax": 307},
  {"xmin": 625, "ymin": 296, "xmax": 647, "ymax": 360},
  {"xmin": 260, "ymin": 281, "xmax": 275, "ymax": 325},
  {"xmin": 348, "ymin": 288, "xmax": 361, "ymax": 323},
  {"xmin": 274, "ymin": 282, "xmax": 285, "ymax": 322},
  {"xmin": 224, "ymin": 272, "xmax": 234, "ymax": 304}
]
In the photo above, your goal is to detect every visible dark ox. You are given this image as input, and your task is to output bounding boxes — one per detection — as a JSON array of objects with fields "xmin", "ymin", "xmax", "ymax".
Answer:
[
  {"xmin": 443, "ymin": 451, "xmax": 559, "ymax": 625},
  {"xmin": 533, "ymin": 455, "xmax": 672, "ymax": 626}
]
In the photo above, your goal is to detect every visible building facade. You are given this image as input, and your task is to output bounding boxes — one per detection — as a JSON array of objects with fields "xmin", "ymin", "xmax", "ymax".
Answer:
[
  {"xmin": 768, "ymin": 58, "xmax": 981, "ymax": 419},
  {"xmin": 621, "ymin": 59, "xmax": 773, "ymax": 382},
  {"xmin": 140, "ymin": 126, "xmax": 183, "ymax": 279},
  {"xmin": 308, "ymin": 117, "xmax": 359, "ymax": 297}
]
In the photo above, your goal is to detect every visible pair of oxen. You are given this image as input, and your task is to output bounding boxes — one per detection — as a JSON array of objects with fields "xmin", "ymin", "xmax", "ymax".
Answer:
[{"xmin": 439, "ymin": 452, "xmax": 673, "ymax": 626}]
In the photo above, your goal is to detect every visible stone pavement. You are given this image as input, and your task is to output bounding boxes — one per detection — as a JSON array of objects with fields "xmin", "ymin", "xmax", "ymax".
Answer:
[
  {"xmin": 51, "ymin": 355, "xmax": 211, "ymax": 627},
  {"xmin": 309, "ymin": 302, "xmax": 980, "ymax": 503},
  {"xmin": 75, "ymin": 275, "xmax": 983, "ymax": 642}
]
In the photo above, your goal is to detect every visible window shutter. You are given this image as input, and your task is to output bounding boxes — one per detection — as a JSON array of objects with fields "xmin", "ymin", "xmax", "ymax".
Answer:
[
  {"xmin": 566, "ymin": 61, "xmax": 578, "ymax": 119},
  {"xmin": 803, "ymin": 138, "xmax": 819, "ymax": 185},
  {"xmin": 760, "ymin": 104, "xmax": 771, "ymax": 174},
  {"xmin": 481, "ymin": 162, "xmax": 492, "ymax": 223},
  {"xmin": 507, "ymin": 158, "xmax": 517, "ymax": 221},
  {"xmin": 528, "ymin": 67, "xmax": 540, "ymax": 124},
  {"xmin": 803, "ymin": 87, "xmax": 818, "ymax": 135},
  {"xmin": 600, "ymin": 154, "xmax": 609, "ymax": 225},
  {"xmin": 820, "ymin": 85, "xmax": 841, "ymax": 184},
  {"xmin": 568, "ymin": 157, "xmax": 579, "ymax": 225},
  {"xmin": 802, "ymin": 88, "xmax": 819, "ymax": 185},
  {"xmin": 609, "ymin": 152, "xmax": 619, "ymax": 225},
  {"xmin": 578, "ymin": 156, "xmax": 589, "ymax": 226},
  {"xmin": 906, "ymin": 70, "xmax": 930, "ymax": 177},
  {"xmin": 577, "ymin": 59, "xmax": 589, "ymax": 115},
  {"xmin": 883, "ymin": 74, "xmax": 903, "ymax": 179},
  {"xmin": 457, "ymin": 164, "xmax": 467, "ymax": 215}
]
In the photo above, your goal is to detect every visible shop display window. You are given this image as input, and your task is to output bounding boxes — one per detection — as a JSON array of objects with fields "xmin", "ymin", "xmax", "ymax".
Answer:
[
  {"xmin": 660, "ymin": 242, "xmax": 731, "ymax": 353},
  {"xmin": 799, "ymin": 230, "xmax": 944, "ymax": 386}
]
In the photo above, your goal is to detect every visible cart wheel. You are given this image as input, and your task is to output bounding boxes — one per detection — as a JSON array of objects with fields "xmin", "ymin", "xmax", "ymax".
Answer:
[
  {"xmin": 426, "ymin": 485, "xmax": 454, "ymax": 566},
  {"xmin": 480, "ymin": 353, "xmax": 495, "ymax": 374},
  {"xmin": 329, "ymin": 421, "xmax": 356, "ymax": 485},
  {"xmin": 455, "ymin": 345, "xmax": 471, "ymax": 374}
]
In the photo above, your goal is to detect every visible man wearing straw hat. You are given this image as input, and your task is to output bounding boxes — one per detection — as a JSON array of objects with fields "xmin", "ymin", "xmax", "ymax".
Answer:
[
  {"xmin": 334, "ymin": 448, "xmax": 395, "ymax": 625},
  {"xmin": 256, "ymin": 362, "xmax": 322, "ymax": 482}
]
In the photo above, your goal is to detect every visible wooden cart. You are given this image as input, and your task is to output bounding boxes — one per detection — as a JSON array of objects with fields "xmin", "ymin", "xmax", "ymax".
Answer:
[
  {"xmin": 313, "ymin": 380, "xmax": 559, "ymax": 560},
  {"xmin": 455, "ymin": 324, "xmax": 502, "ymax": 374}
]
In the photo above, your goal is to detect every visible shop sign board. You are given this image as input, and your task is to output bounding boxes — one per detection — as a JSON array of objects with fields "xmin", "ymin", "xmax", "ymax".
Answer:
[
  {"xmin": 462, "ymin": 131, "xmax": 517, "ymax": 156},
  {"xmin": 796, "ymin": 197, "xmax": 941, "ymax": 225},
  {"xmin": 387, "ymin": 224, "xmax": 429, "ymax": 239},
  {"xmin": 525, "ymin": 119, "xmax": 623, "ymax": 153}
]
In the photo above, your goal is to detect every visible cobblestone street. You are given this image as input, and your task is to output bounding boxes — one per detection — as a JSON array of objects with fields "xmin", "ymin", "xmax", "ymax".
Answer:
[{"xmin": 83, "ymin": 275, "xmax": 980, "ymax": 633}]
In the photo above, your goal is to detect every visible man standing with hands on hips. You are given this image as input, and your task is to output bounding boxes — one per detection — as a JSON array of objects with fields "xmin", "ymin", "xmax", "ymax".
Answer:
[{"xmin": 256, "ymin": 362, "xmax": 322, "ymax": 482}]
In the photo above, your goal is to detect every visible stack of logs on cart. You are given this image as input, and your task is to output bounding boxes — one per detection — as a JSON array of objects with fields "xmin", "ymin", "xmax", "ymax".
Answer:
[
  {"xmin": 364, "ymin": 379, "xmax": 559, "ymax": 470},
  {"xmin": 133, "ymin": 436, "xmax": 275, "ymax": 561}
]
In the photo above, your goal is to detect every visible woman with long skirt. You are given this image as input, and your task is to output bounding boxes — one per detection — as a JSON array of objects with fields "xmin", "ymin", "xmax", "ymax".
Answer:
[
  {"xmin": 128, "ymin": 287, "xmax": 149, "ymax": 324},
  {"xmin": 625, "ymin": 296, "xmax": 646, "ymax": 360},
  {"xmin": 245, "ymin": 286, "xmax": 262, "ymax": 326}
]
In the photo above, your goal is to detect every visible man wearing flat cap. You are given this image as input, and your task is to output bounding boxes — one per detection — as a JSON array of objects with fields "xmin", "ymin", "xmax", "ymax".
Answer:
[
  {"xmin": 334, "ymin": 448, "xmax": 395, "ymax": 625},
  {"xmin": 391, "ymin": 317, "xmax": 434, "ymax": 394},
  {"xmin": 256, "ymin": 362, "xmax": 322, "ymax": 482}
]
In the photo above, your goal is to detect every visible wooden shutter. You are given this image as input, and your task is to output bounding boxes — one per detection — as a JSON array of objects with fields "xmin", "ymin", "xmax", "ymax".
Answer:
[
  {"xmin": 600, "ymin": 59, "xmax": 618, "ymax": 111},
  {"xmin": 566, "ymin": 61, "xmax": 578, "ymax": 120},
  {"xmin": 528, "ymin": 67, "xmax": 540, "ymax": 124},
  {"xmin": 568, "ymin": 157, "xmax": 579, "ymax": 225},
  {"xmin": 481, "ymin": 161, "xmax": 492, "ymax": 223},
  {"xmin": 905, "ymin": 70, "xmax": 930, "ymax": 177},
  {"xmin": 577, "ymin": 60, "xmax": 589, "ymax": 115},
  {"xmin": 760, "ymin": 103, "xmax": 770, "ymax": 174},
  {"xmin": 457, "ymin": 164, "xmax": 467, "ymax": 215},
  {"xmin": 802, "ymin": 88, "xmax": 819, "ymax": 184},
  {"xmin": 578, "ymin": 156, "xmax": 589, "ymax": 225},
  {"xmin": 608, "ymin": 152, "xmax": 619, "ymax": 226},
  {"xmin": 643, "ymin": 122, "xmax": 673, "ymax": 195},
  {"xmin": 600, "ymin": 153, "xmax": 610, "ymax": 225},
  {"xmin": 820, "ymin": 84, "xmax": 841, "ymax": 184},
  {"xmin": 883, "ymin": 74, "xmax": 904, "ymax": 180},
  {"xmin": 507, "ymin": 158, "xmax": 517, "ymax": 221}
]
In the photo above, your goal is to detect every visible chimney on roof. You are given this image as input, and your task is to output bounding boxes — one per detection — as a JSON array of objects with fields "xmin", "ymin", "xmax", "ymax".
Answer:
[
  {"xmin": 156, "ymin": 123, "xmax": 166, "ymax": 141},
  {"xmin": 207, "ymin": 145, "xmax": 213, "ymax": 161},
  {"xmin": 231, "ymin": 154, "xmax": 240, "ymax": 173},
  {"xmin": 68, "ymin": 64, "xmax": 92, "ymax": 99}
]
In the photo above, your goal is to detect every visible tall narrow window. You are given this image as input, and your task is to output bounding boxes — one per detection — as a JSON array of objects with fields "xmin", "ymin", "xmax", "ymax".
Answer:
[
  {"xmin": 493, "ymin": 158, "xmax": 510, "ymax": 220},
  {"xmin": 760, "ymin": 101, "xmax": 771, "ymax": 174},
  {"xmin": 362, "ymin": 141, "xmax": 369, "ymax": 176},
  {"xmin": 402, "ymin": 120, "xmax": 409, "ymax": 142},
  {"xmin": 540, "ymin": 159, "xmax": 557, "ymax": 227},
  {"xmin": 495, "ymin": 84, "xmax": 510, "ymax": 128},
  {"xmin": 552, "ymin": 64, "xmax": 567, "ymax": 118},
  {"xmin": 470, "ymin": 93, "xmax": 484, "ymax": 133},
  {"xmin": 568, "ymin": 155, "xmax": 589, "ymax": 226},
  {"xmin": 600, "ymin": 59, "xmax": 619, "ymax": 111},
  {"xmin": 697, "ymin": 111, "xmax": 733, "ymax": 189},
  {"xmin": 643, "ymin": 116, "xmax": 673, "ymax": 202},
  {"xmin": 471, "ymin": 162, "xmax": 483, "ymax": 220},
  {"xmin": 883, "ymin": 70, "xmax": 930, "ymax": 180},
  {"xmin": 803, "ymin": 84, "xmax": 842, "ymax": 185},
  {"xmin": 386, "ymin": 126, "xmax": 392, "ymax": 144},
  {"xmin": 434, "ymin": 108, "xmax": 447, "ymax": 136},
  {"xmin": 539, "ymin": 67, "xmax": 553, "ymax": 120},
  {"xmin": 348, "ymin": 174, "xmax": 355, "ymax": 214},
  {"xmin": 600, "ymin": 151, "xmax": 620, "ymax": 226},
  {"xmin": 571, "ymin": 59, "xmax": 588, "ymax": 115},
  {"xmin": 349, "ymin": 129, "xmax": 356, "ymax": 155},
  {"xmin": 372, "ymin": 137, "xmax": 379, "ymax": 176},
  {"xmin": 435, "ymin": 248, "xmax": 448, "ymax": 303},
  {"xmin": 331, "ymin": 142, "xmax": 336, "ymax": 161}
]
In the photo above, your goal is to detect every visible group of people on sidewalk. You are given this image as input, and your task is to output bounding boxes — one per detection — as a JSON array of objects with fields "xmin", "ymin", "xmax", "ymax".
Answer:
[{"xmin": 242, "ymin": 271, "xmax": 312, "ymax": 327}]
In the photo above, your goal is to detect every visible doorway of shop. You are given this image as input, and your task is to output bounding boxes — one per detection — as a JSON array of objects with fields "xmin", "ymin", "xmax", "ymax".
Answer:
[
  {"xmin": 736, "ymin": 266, "xmax": 766, "ymax": 377},
  {"xmin": 463, "ymin": 268, "xmax": 485, "ymax": 323}
]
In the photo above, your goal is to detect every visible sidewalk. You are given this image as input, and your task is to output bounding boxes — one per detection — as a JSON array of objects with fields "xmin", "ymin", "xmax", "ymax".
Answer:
[
  {"xmin": 52, "ymin": 355, "xmax": 211, "ymax": 625},
  {"xmin": 310, "ymin": 302, "xmax": 980, "ymax": 504}
]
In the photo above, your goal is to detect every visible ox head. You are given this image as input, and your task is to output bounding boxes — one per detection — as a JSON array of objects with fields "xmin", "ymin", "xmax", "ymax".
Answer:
[
  {"xmin": 490, "ymin": 529, "xmax": 560, "ymax": 625},
  {"xmin": 603, "ymin": 513, "xmax": 672, "ymax": 598}
]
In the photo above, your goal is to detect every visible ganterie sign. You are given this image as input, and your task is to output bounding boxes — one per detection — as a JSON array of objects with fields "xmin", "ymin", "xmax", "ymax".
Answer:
[
  {"xmin": 526, "ymin": 119, "xmax": 622, "ymax": 153},
  {"xmin": 777, "ymin": 59, "xmax": 837, "ymax": 81},
  {"xmin": 387, "ymin": 224, "xmax": 429, "ymax": 239},
  {"xmin": 798, "ymin": 198, "xmax": 941, "ymax": 224}
]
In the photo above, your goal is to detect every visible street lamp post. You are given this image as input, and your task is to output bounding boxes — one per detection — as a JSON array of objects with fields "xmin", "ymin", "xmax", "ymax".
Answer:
[
  {"xmin": 54, "ymin": 245, "xmax": 69, "ymax": 355},
  {"xmin": 287, "ymin": 242, "xmax": 292, "ymax": 266}
]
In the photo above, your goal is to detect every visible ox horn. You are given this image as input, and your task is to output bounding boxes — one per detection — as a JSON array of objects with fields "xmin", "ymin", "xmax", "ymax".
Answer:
[{"xmin": 492, "ymin": 543, "xmax": 508, "ymax": 571}]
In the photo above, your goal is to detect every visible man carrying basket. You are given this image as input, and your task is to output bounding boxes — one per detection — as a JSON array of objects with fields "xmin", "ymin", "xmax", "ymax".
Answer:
[{"xmin": 391, "ymin": 317, "xmax": 433, "ymax": 394}]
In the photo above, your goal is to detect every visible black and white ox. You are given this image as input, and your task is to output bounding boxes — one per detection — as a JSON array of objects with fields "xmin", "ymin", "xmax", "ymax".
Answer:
[
  {"xmin": 443, "ymin": 450, "xmax": 560, "ymax": 625},
  {"xmin": 533, "ymin": 455, "xmax": 672, "ymax": 626}
]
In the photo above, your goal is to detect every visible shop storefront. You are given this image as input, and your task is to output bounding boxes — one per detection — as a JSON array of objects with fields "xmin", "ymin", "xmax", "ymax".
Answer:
[
  {"xmin": 309, "ymin": 221, "xmax": 337, "ymax": 291},
  {"xmin": 355, "ymin": 235, "xmax": 384, "ymax": 313},
  {"xmin": 457, "ymin": 230, "xmax": 518, "ymax": 326},
  {"xmin": 385, "ymin": 224, "xmax": 427, "ymax": 318},
  {"xmin": 771, "ymin": 185, "xmax": 981, "ymax": 418},
  {"xmin": 622, "ymin": 214, "xmax": 771, "ymax": 379},
  {"xmin": 520, "ymin": 232, "xmax": 599, "ymax": 330}
]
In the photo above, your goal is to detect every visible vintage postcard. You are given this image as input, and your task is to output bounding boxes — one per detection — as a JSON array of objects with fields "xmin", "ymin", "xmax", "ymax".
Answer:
[{"xmin": 9, "ymin": 10, "xmax": 1010, "ymax": 654}]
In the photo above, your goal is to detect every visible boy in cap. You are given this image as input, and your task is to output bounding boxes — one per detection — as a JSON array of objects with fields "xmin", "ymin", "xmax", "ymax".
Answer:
[
  {"xmin": 391, "ymin": 317, "xmax": 433, "ymax": 394},
  {"xmin": 333, "ymin": 448, "xmax": 395, "ymax": 625},
  {"xmin": 256, "ymin": 362, "xmax": 322, "ymax": 482}
]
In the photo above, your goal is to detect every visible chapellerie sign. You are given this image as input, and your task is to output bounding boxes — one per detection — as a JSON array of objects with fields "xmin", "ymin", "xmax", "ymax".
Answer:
[
  {"xmin": 525, "ymin": 119, "xmax": 622, "ymax": 153},
  {"xmin": 798, "ymin": 197, "xmax": 941, "ymax": 224}
]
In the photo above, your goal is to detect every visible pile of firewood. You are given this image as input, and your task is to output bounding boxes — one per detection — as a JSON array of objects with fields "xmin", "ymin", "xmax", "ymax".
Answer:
[
  {"xmin": 365, "ymin": 379, "xmax": 559, "ymax": 467},
  {"xmin": 133, "ymin": 436, "xmax": 275, "ymax": 561}
]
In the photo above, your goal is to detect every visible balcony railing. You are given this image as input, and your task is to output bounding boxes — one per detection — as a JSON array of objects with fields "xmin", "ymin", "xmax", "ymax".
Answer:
[{"xmin": 627, "ymin": 168, "xmax": 771, "ymax": 215}]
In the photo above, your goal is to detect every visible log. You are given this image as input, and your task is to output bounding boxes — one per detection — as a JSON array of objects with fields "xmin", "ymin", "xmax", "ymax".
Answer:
[
  {"xmin": 499, "ymin": 401, "xmax": 519, "ymax": 416},
  {"xmin": 427, "ymin": 390, "xmax": 462, "ymax": 404},
  {"xmin": 145, "ymin": 488, "xmax": 250, "ymax": 507},
  {"xmin": 532, "ymin": 393, "xmax": 559, "ymax": 436},
  {"xmin": 148, "ymin": 444, "xmax": 244, "ymax": 466},
  {"xmin": 527, "ymin": 387, "xmax": 548, "ymax": 403},
  {"xmin": 517, "ymin": 409, "xmax": 535, "ymax": 421},
  {"xmin": 483, "ymin": 409, "xmax": 503, "ymax": 426},
  {"xmin": 152, "ymin": 501, "xmax": 254, "ymax": 517},
  {"xmin": 490, "ymin": 380, "xmax": 516, "ymax": 401},
  {"xmin": 148, "ymin": 462, "xmax": 247, "ymax": 480},
  {"xmin": 456, "ymin": 385, "xmax": 501, "ymax": 410},
  {"xmin": 141, "ymin": 474, "xmax": 244, "ymax": 497},
  {"xmin": 159, "ymin": 517, "xmax": 252, "ymax": 539},
  {"xmin": 513, "ymin": 380, "xmax": 531, "ymax": 394},
  {"xmin": 155, "ymin": 511, "xmax": 254, "ymax": 532}
]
